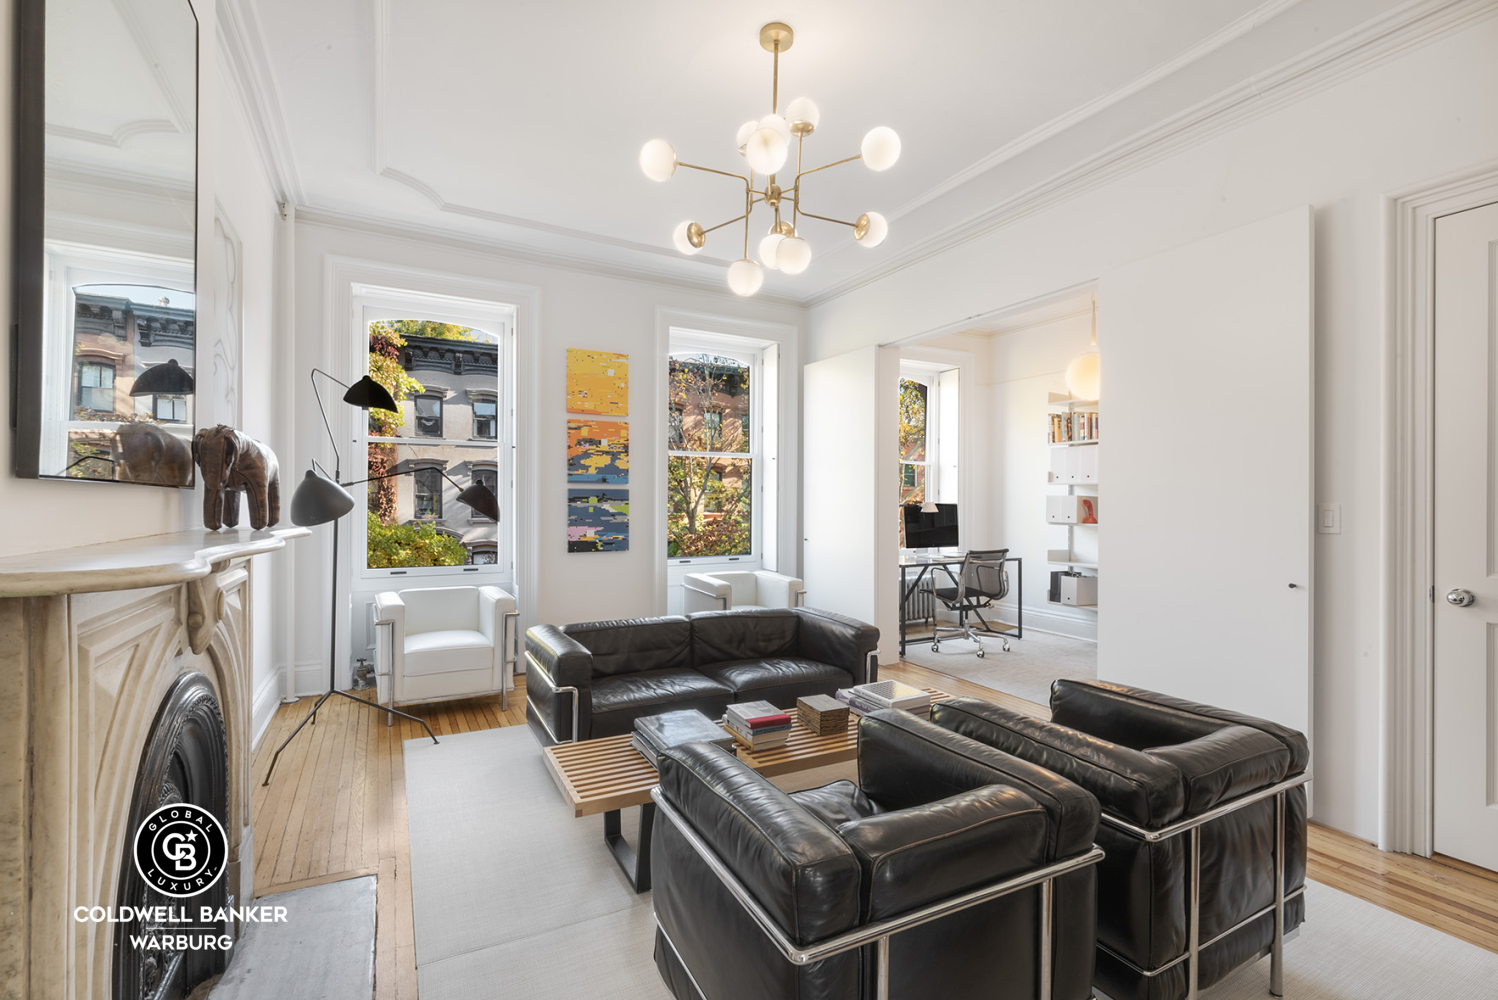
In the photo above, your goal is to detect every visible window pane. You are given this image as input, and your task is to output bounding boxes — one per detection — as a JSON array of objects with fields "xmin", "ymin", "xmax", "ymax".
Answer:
[
  {"xmin": 473, "ymin": 399, "xmax": 496, "ymax": 439},
  {"xmin": 78, "ymin": 362, "xmax": 115, "ymax": 413},
  {"xmin": 414, "ymin": 467, "xmax": 443, "ymax": 517},
  {"xmin": 415, "ymin": 396, "xmax": 442, "ymax": 437},
  {"xmin": 667, "ymin": 456, "xmax": 751, "ymax": 557},
  {"xmin": 899, "ymin": 379, "xmax": 927, "ymax": 462},
  {"xmin": 470, "ymin": 468, "xmax": 497, "ymax": 521},
  {"xmin": 899, "ymin": 463, "xmax": 926, "ymax": 504},
  {"xmin": 668, "ymin": 354, "xmax": 750, "ymax": 454}
]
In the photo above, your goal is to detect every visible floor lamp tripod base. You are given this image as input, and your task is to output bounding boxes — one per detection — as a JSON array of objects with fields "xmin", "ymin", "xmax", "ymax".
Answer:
[{"xmin": 261, "ymin": 518, "xmax": 439, "ymax": 787}]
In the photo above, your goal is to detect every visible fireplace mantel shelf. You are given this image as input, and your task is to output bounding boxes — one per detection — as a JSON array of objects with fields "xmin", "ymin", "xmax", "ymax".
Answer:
[{"xmin": 0, "ymin": 526, "xmax": 310, "ymax": 597}]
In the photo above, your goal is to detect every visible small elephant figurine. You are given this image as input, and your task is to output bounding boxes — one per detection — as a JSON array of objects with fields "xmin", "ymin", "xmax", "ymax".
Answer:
[
  {"xmin": 193, "ymin": 425, "xmax": 281, "ymax": 530},
  {"xmin": 116, "ymin": 421, "xmax": 193, "ymax": 487}
]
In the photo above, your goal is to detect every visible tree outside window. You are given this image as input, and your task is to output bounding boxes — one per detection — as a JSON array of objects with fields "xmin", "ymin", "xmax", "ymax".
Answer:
[
  {"xmin": 667, "ymin": 353, "xmax": 752, "ymax": 558},
  {"xmin": 899, "ymin": 378, "xmax": 929, "ymax": 504}
]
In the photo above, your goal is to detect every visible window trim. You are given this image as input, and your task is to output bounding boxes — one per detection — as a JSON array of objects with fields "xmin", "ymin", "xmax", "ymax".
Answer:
[
  {"xmin": 666, "ymin": 336, "xmax": 766, "ymax": 570},
  {"xmin": 353, "ymin": 290, "xmax": 516, "ymax": 584}
]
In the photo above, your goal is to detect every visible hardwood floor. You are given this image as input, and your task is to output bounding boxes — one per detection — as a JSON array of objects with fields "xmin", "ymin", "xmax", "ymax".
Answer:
[{"xmin": 249, "ymin": 662, "xmax": 1498, "ymax": 1000}]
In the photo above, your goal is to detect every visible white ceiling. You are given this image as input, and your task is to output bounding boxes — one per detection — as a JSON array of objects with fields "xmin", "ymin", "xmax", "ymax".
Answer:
[{"xmin": 243, "ymin": 0, "xmax": 1409, "ymax": 301}]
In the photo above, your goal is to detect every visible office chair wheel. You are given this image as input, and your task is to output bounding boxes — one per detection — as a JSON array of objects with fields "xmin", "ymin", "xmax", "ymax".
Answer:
[
  {"xmin": 976, "ymin": 646, "xmax": 985, "ymax": 658},
  {"xmin": 931, "ymin": 643, "xmax": 940, "ymax": 653},
  {"xmin": 1003, "ymin": 640, "xmax": 1011, "ymax": 652}
]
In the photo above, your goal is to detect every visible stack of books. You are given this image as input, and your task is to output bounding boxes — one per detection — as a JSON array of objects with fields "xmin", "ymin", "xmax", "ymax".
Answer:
[
  {"xmin": 631, "ymin": 709, "xmax": 734, "ymax": 768},
  {"xmin": 796, "ymin": 694, "xmax": 850, "ymax": 736},
  {"xmin": 834, "ymin": 681, "xmax": 932, "ymax": 719},
  {"xmin": 724, "ymin": 701, "xmax": 793, "ymax": 751}
]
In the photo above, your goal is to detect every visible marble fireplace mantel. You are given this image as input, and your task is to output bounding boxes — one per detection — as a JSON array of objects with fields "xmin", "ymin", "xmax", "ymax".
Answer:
[{"xmin": 0, "ymin": 527, "xmax": 307, "ymax": 1000}]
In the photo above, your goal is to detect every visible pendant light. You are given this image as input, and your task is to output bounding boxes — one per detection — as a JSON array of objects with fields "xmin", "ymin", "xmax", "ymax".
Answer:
[{"xmin": 1065, "ymin": 299, "xmax": 1100, "ymax": 401}]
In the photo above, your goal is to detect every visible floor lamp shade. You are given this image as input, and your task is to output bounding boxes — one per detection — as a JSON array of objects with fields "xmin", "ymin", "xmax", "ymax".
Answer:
[
  {"xmin": 290, "ymin": 470, "xmax": 356, "ymax": 526},
  {"xmin": 129, "ymin": 358, "xmax": 195, "ymax": 395},
  {"xmin": 456, "ymin": 483, "xmax": 500, "ymax": 522},
  {"xmin": 342, "ymin": 375, "xmax": 399, "ymax": 412}
]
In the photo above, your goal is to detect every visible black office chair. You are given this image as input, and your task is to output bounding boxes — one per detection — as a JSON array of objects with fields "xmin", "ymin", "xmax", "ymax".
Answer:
[{"xmin": 932, "ymin": 548, "xmax": 1011, "ymax": 656}]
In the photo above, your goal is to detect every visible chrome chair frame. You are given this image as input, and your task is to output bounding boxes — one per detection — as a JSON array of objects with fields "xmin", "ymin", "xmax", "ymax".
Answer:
[
  {"xmin": 375, "ymin": 610, "xmax": 520, "ymax": 725},
  {"xmin": 523, "ymin": 649, "xmax": 580, "ymax": 744},
  {"xmin": 651, "ymin": 787, "xmax": 1105, "ymax": 1000},
  {"xmin": 1094, "ymin": 772, "xmax": 1312, "ymax": 1000}
]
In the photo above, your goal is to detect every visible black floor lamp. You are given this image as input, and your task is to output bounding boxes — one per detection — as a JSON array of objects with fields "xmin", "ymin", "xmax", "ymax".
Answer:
[{"xmin": 261, "ymin": 369, "xmax": 499, "ymax": 785}]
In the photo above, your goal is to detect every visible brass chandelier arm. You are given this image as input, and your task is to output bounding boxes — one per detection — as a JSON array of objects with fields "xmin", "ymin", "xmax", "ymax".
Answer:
[
  {"xmin": 700, "ymin": 213, "xmax": 749, "ymax": 236},
  {"xmin": 794, "ymin": 208, "xmax": 858, "ymax": 228},
  {"xmin": 677, "ymin": 161, "xmax": 752, "ymax": 192},
  {"xmin": 793, "ymin": 153, "xmax": 864, "ymax": 183}
]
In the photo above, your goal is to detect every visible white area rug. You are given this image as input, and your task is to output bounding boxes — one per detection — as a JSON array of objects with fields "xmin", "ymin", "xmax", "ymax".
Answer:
[
  {"xmin": 404, "ymin": 726, "xmax": 1498, "ymax": 1000},
  {"xmin": 212, "ymin": 875, "xmax": 375, "ymax": 1000},
  {"xmin": 902, "ymin": 627, "xmax": 1097, "ymax": 705}
]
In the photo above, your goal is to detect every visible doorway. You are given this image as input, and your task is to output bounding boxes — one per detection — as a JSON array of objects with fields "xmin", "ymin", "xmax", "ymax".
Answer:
[{"xmin": 1433, "ymin": 200, "xmax": 1498, "ymax": 872}]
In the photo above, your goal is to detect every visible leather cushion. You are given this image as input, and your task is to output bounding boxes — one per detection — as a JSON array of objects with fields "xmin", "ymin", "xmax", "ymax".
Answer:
[
  {"xmin": 561, "ymin": 615, "xmax": 692, "ymax": 677},
  {"xmin": 1052, "ymin": 679, "xmax": 1311, "ymax": 775},
  {"xmin": 689, "ymin": 609, "xmax": 800, "ymax": 666},
  {"xmin": 837, "ymin": 784, "xmax": 1048, "ymax": 922},
  {"xmin": 932, "ymin": 697, "xmax": 1185, "ymax": 829},
  {"xmin": 1148, "ymin": 725, "xmax": 1291, "ymax": 815},
  {"xmin": 402, "ymin": 629, "xmax": 493, "ymax": 677},
  {"xmin": 591, "ymin": 668, "xmax": 731, "ymax": 718},
  {"xmin": 700, "ymin": 656, "xmax": 852, "ymax": 707},
  {"xmin": 790, "ymin": 780, "xmax": 879, "ymax": 829},
  {"xmin": 793, "ymin": 608, "xmax": 879, "ymax": 682}
]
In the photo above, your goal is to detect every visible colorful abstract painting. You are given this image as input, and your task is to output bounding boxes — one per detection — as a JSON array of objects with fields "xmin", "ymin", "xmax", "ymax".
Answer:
[
  {"xmin": 568, "ymin": 489, "xmax": 629, "ymax": 552},
  {"xmin": 566, "ymin": 348, "xmax": 628, "ymax": 415},
  {"xmin": 567, "ymin": 419, "xmax": 629, "ymax": 483}
]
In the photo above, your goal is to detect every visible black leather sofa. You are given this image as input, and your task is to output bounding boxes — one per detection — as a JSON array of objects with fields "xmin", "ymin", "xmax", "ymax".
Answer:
[
  {"xmin": 930, "ymin": 680, "xmax": 1309, "ymax": 1000},
  {"xmin": 524, "ymin": 607, "xmax": 878, "ymax": 746},
  {"xmin": 650, "ymin": 708, "xmax": 1103, "ymax": 1000}
]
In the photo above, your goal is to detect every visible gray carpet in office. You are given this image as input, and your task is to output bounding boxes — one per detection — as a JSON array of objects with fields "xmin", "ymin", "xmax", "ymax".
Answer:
[
  {"xmin": 900, "ymin": 625, "xmax": 1097, "ymax": 705},
  {"xmin": 403, "ymin": 726, "xmax": 1498, "ymax": 1000}
]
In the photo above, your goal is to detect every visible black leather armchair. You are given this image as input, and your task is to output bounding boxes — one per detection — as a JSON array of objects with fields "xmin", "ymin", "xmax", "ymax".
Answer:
[
  {"xmin": 651, "ymin": 709, "xmax": 1103, "ymax": 1000},
  {"xmin": 930, "ymin": 680, "xmax": 1310, "ymax": 1000},
  {"xmin": 524, "ymin": 608, "xmax": 878, "ymax": 746}
]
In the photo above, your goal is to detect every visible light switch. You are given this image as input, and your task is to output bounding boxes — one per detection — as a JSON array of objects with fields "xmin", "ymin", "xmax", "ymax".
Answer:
[{"xmin": 1318, "ymin": 503, "xmax": 1341, "ymax": 534}]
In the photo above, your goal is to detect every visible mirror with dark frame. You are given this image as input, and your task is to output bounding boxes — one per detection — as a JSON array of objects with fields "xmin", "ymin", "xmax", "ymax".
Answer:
[{"xmin": 12, "ymin": 0, "xmax": 199, "ymax": 486}]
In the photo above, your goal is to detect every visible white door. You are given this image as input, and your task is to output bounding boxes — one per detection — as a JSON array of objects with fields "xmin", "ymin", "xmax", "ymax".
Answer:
[
  {"xmin": 802, "ymin": 346, "xmax": 900, "ymax": 663},
  {"xmin": 1099, "ymin": 206, "xmax": 1314, "ymax": 735},
  {"xmin": 1433, "ymin": 200, "xmax": 1498, "ymax": 871}
]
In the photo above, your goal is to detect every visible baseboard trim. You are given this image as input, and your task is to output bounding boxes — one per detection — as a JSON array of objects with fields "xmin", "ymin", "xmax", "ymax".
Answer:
[
  {"xmin": 251, "ymin": 670, "xmax": 282, "ymax": 749},
  {"xmin": 292, "ymin": 659, "xmax": 327, "ymax": 697},
  {"xmin": 1004, "ymin": 602, "xmax": 1098, "ymax": 642}
]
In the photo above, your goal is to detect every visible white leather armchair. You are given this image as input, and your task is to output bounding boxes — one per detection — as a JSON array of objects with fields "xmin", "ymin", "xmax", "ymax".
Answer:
[
  {"xmin": 681, "ymin": 570, "xmax": 805, "ymax": 613},
  {"xmin": 373, "ymin": 585, "xmax": 519, "ymax": 717}
]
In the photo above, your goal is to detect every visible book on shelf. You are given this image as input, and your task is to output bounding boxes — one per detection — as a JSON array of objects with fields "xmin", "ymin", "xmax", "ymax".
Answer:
[{"xmin": 1049, "ymin": 411, "xmax": 1100, "ymax": 444}]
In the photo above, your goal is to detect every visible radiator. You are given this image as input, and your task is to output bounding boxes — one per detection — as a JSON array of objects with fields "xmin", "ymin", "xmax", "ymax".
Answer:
[{"xmin": 902, "ymin": 576, "xmax": 936, "ymax": 625}]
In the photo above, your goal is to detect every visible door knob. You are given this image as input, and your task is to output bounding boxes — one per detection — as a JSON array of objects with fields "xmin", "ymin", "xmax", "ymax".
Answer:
[{"xmin": 1446, "ymin": 589, "xmax": 1476, "ymax": 607}]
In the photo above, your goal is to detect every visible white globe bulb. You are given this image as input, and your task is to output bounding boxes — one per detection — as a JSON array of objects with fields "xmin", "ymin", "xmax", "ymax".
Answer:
[
  {"xmin": 856, "ymin": 212, "xmax": 889, "ymax": 248},
  {"xmin": 735, "ymin": 120, "xmax": 759, "ymax": 153},
  {"xmin": 758, "ymin": 232, "xmax": 785, "ymax": 269},
  {"xmin": 1065, "ymin": 350, "xmax": 1100, "ymax": 400},
  {"xmin": 744, "ymin": 127, "xmax": 788, "ymax": 175},
  {"xmin": 776, "ymin": 236, "xmax": 811, "ymax": 275},
  {"xmin": 673, "ymin": 221, "xmax": 703, "ymax": 256},
  {"xmin": 727, "ymin": 259, "xmax": 764, "ymax": 296},
  {"xmin": 759, "ymin": 114, "xmax": 792, "ymax": 145},
  {"xmin": 639, "ymin": 139, "xmax": 677, "ymax": 181},
  {"xmin": 860, "ymin": 126, "xmax": 901, "ymax": 171},
  {"xmin": 785, "ymin": 96, "xmax": 820, "ymax": 130}
]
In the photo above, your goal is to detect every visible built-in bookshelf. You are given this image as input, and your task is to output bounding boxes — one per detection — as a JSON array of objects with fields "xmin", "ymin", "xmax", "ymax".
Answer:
[{"xmin": 1046, "ymin": 392, "xmax": 1099, "ymax": 609}]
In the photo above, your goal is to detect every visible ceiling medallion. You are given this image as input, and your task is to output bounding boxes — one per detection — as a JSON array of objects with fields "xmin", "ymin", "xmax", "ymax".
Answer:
[{"xmin": 639, "ymin": 22, "xmax": 900, "ymax": 296}]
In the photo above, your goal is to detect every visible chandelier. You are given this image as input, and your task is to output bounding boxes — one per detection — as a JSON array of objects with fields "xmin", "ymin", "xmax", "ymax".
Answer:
[{"xmin": 639, "ymin": 22, "xmax": 901, "ymax": 296}]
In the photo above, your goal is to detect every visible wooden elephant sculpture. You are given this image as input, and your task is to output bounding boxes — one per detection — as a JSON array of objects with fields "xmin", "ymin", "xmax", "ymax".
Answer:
[
  {"xmin": 193, "ymin": 425, "xmax": 281, "ymax": 530},
  {"xmin": 116, "ymin": 421, "xmax": 194, "ymax": 486}
]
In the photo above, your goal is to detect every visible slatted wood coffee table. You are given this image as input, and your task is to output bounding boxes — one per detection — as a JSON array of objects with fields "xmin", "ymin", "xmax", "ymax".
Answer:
[{"xmin": 542, "ymin": 688, "xmax": 950, "ymax": 892}]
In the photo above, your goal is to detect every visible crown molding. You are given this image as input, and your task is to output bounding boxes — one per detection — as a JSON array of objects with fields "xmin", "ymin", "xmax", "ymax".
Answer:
[
  {"xmin": 215, "ymin": 0, "xmax": 305, "ymax": 204},
  {"xmin": 804, "ymin": 0, "xmax": 1498, "ymax": 309},
  {"xmin": 294, "ymin": 206, "xmax": 805, "ymax": 308}
]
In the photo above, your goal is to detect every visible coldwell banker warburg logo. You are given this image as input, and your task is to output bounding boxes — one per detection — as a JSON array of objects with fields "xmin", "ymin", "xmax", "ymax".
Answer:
[{"xmin": 133, "ymin": 802, "xmax": 228, "ymax": 897}]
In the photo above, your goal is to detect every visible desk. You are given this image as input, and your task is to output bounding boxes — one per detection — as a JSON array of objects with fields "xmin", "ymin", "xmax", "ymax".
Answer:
[{"xmin": 899, "ymin": 554, "xmax": 1022, "ymax": 656}]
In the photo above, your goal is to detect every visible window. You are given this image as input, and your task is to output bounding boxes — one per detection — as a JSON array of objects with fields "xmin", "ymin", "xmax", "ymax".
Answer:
[
  {"xmin": 414, "ymin": 395, "xmax": 442, "ymax": 437},
  {"xmin": 413, "ymin": 467, "xmax": 443, "ymax": 518},
  {"xmin": 154, "ymin": 394, "xmax": 188, "ymax": 423},
  {"xmin": 898, "ymin": 377, "xmax": 929, "ymax": 504},
  {"xmin": 471, "ymin": 466, "xmax": 497, "ymax": 521},
  {"xmin": 472, "ymin": 398, "xmax": 497, "ymax": 439},
  {"xmin": 77, "ymin": 361, "xmax": 115, "ymax": 413},
  {"xmin": 360, "ymin": 307, "xmax": 511, "ymax": 576},
  {"xmin": 667, "ymin": 348, "xmax": 755, "ymax": 559}
]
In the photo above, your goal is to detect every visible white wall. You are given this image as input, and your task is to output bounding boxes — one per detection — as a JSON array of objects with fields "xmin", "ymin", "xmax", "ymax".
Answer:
[
  {"xmin": 287, "ymin": 216, "xmax": 806, "ymax": 694},
  {"xmin": 807, "ymin": 20, "xmax": 1498, "ymax": 841}
]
